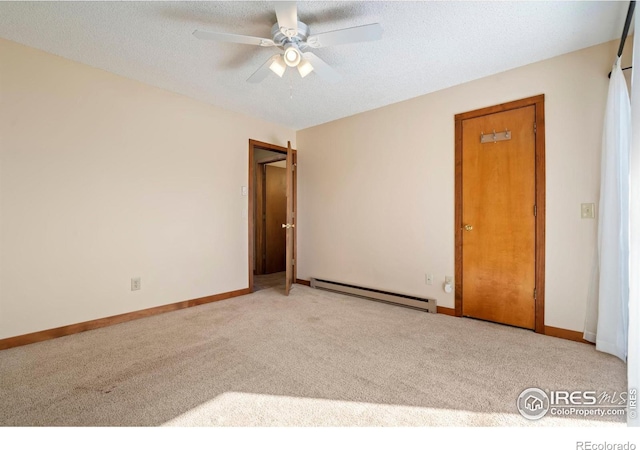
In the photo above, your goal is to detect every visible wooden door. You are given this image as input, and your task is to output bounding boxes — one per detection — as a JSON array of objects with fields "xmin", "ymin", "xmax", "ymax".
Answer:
[
  {"xmin": 285, "ymin": 141, "xmax": 294, "ymax": 295},
  {"xmin": 265, "ymin": 165, "xmax": 287, "ymax": 273},
  {"xmin": 461, "ymin": 105, "xmax": 536, "ymax": 329}
]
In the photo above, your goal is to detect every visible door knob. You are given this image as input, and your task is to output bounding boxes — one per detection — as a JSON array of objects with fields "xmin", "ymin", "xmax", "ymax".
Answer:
[{"xmin": 463, "ymin": 224, "xmax": 473, "ymax": 231}]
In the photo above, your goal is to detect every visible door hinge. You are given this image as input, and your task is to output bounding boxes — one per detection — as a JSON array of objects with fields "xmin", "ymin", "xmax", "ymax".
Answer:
[
  {"xmin": 292, "ymin": 259, "xmax": 295, "ymax": 266},
  {"xmin": 534, "ymin": 288, "xmax": 537, "ymax": 300},
  {"xmin": 534, "ymin": 122, "xmax": 537, "ymax": 134},
  {"xmin": 533, "ymin": 205, "xmax": 537, "ymax": 217}
]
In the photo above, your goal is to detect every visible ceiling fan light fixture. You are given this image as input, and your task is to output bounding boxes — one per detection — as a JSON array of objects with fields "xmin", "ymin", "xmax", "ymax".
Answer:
[
  {"xmin": 297, "ymin": 58, "xmax": 314, "ymax": 78},
  {"xmin": 283, "ymin": 43, "xmax": 302, "ymax": 67},
  {"xmin": 194, "ymin": 3, "xmax": 383, "ymax": 84},
  {"xmin": 269, "ymin": 55, "xmax": 286, "ymax": 77}
]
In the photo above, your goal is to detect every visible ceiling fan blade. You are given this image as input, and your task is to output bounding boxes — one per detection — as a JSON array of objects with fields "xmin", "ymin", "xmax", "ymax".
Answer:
[
  {"xmin": 302, "ymin": 53, "xmax": 341, "ymax": 83},
  {"xmin": 247, "ymin": 54, "xmax": 284, "ymax": 83},
  {"xmin": 307, "ymin": 23, "xmax": 383, "ymax": 48},
  {"xmin": 193, "ymin": 30, "xmax": 275, "ymax": 47},
  {"xmin": 275, "ymin": 1, "xmax": 298, "ymax": 33}
]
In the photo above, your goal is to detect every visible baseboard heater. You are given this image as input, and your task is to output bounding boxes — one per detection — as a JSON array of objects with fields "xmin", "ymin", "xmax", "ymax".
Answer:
[{"xmin": 310, "ymin": 278, "xmax": 437, "ymax": 313}]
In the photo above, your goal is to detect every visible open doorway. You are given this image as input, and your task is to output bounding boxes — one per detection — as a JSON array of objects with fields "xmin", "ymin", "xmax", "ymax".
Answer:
[
  {"xmin": 255, "ymin": 153, "xmax": 287, "ymax": 290},
  {"xmin": 248, "ymin": 140, "xmax": 297, "ymax": 294}
]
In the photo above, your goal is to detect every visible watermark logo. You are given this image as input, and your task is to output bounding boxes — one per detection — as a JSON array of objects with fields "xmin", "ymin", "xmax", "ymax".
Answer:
[
  {"xmin": 517, "ymin": 388, "xmax": 630, "ymax": 420},
  {"xmin": 629, "ymin": 388, "xmax": 637, "ymax": 420},
  {"xmin": 517, "ymin": 387, "xmax": 550, "ymax": 420}
]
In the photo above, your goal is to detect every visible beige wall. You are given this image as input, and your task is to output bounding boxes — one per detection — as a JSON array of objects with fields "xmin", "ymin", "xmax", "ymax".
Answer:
[
  {"xmin": 297, "ymin": 39, "xmax": 627, "ymax": 332},
  {"xmin": 0, "ymin": 35, "xmax": 628, "ymax": 339},
  {"xmin": 0, "ymin": 38, "xmax": 295, "ymax": 339}
]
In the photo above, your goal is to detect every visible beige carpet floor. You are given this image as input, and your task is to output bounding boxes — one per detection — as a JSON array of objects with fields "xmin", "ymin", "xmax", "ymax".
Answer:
[{"xmin": 0, "ymin": 284, "xmax": 627, "ymax": 426}]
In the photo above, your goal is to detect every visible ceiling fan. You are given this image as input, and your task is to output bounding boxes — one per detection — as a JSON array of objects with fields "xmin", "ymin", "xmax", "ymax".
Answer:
[{"xmin": 193, "ymin": 1, "xmax": 383, "ymax": 83}]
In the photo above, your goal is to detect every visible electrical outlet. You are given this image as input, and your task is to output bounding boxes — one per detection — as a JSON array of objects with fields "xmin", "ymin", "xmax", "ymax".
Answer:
[
  {"xmin": 426, "ymin": 273, "xmax": 433, "ymax": 285},
  {"xmin": 131, "ymin": 277, "xmax": 141, "ymax": 291},
  {"xmin": 581, "ymin": 203, "xmax": 595, "ymax": 219}
]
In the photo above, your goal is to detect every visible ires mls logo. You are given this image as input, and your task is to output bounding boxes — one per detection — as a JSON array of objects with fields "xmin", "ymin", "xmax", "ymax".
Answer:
[
  {"xmin": 549, "ymin": 390, "xmax": 627, "ymax": 406},
  {"xmin": 517, "ymin": 388, "xmax": 629, "ymax": 420}
]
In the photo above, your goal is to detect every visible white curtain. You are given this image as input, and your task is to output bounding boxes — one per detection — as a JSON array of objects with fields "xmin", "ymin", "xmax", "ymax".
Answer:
[
  {"xmin": 583, "ymin": 57, "xmax": 630, "ymax": 363},
  {"xmin": 628, "ymin": 12, "xmax": 640, "ymax": 427}
]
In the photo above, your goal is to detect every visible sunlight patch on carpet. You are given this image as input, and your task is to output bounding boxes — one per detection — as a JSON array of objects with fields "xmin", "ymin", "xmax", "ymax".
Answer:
[{"xmin": 162, "ymin": 392, "xmax": 623, "ymax": 427}]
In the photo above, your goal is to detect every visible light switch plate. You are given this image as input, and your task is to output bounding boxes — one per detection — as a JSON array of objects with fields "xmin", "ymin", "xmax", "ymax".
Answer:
[
  {"xmin": 581, "ymin": 203, "xmax": 595, "ymax": 219},
  {"xmin": 241, "ymin": 186, "xmax": 248, "ymax": 196}
]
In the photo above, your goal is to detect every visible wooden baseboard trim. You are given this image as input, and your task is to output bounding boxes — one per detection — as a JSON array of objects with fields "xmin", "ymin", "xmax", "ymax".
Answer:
[
  {"xmin": 435, "ymin": 310, "xmax": 592, "ymax": 345},
  {"xmin": 0, "ymin": 287, "xmax": 251, "ymax": 351},
  {"xmin": 437, "ymin": 306, "xmax": 456, "ymax": 316},
  {"xmin": 544, "ymin": 325, "xmax": 594, "ymax": 345},
  {"xmin": 296, "ymin": 279, "xmax": 311, "ymax": 286}
]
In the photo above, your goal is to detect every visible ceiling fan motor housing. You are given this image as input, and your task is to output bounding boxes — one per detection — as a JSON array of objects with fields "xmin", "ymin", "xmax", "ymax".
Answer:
[{"xmin": 271, "ymin": 21, "xmax": 310, "ymax": 51}]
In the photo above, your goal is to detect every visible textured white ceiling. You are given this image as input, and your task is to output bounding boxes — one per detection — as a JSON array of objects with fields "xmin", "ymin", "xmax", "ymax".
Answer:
[{"xmin": 0, "ymin": 1, "xmax": 629, "ymax": 129}]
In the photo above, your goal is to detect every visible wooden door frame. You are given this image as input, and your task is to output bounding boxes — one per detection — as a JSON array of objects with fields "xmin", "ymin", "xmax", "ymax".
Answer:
[
  {"xmin": 454, "ymin": 94, "xmax": 546, "ymax": 333},
  {"xmin": 254, "ymin": 161, "xmax": 267, "ymax": 275},
  {"xmin": 248, "ymin": 139, "xmax": 297, "ymax": 292}
]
